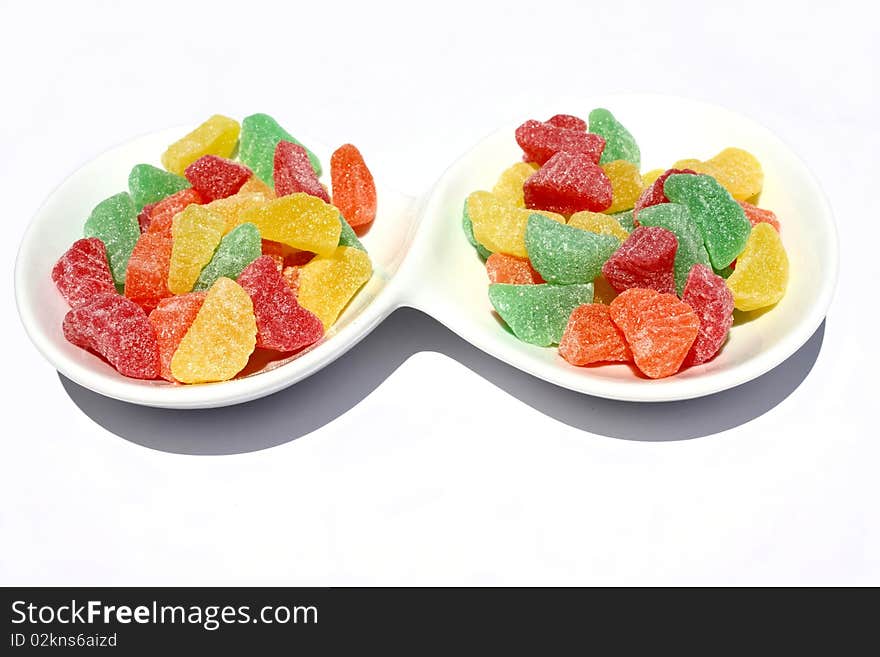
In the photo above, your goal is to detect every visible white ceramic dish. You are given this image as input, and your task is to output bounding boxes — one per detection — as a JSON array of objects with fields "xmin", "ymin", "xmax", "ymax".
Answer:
[{"xmin": 15, "ymin": 95, "xmax": 838, "ymax": 408}]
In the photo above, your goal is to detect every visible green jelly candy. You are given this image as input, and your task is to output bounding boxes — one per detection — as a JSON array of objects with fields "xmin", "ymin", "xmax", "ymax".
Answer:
[
  {"xmin": 714, "ymin": 264, "xmax": 734, "ymax": 279},
  {"xmin": 637, "ymin": 203, "xmax": 711, "ymax": 294},
  {"xmin": 588, "ymin": 108, "xmax": 640, "ymax": 168},
  {"xmin": 525, "ymin": 214, "xmax": 619, "ymax": 284},
  {"xmin": 338, "ymin": 215, "xmax": 365, "ymax": 251},
  {"xmin": 239, "ymin": 113, "xmax": 321, "ymax": 186},
  {"xmin": 128, "ymin": 164, "xmax": 190, "ymax": 211},
  {"xmin": 194, "ymin": 222, "xmax": 261, "ymax": 291},
  {"xmin": 663, "ymin": 174, "xmax": 751, "ymax": 270},
  {"xmin": 83, "ymin": 192, "xmax": 139, "ymax": 287},
  {"xmin": 488, "ymin": 283, "xmax": 594, "ymax": 346},
  {"xmin": 461, "ymin": 199, "xmax": 492, "ymax": 260},
  {"xmin": 613, "ymin": 209, "xmax": 636, "ymax": 233}
]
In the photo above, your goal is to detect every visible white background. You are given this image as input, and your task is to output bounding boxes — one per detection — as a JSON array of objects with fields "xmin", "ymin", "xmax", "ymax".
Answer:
[{"xmin": 1, "ymin": 0, "xmax": 877, "ymax": 585}]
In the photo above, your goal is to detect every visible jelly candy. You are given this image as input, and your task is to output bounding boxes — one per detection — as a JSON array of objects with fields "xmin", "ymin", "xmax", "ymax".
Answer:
[
  {"xmin": 725, "ymin": 223, "xmax": 788, "ymax": 311},
  {"xmin": 239, "ymin": 175, "xmax": 275, "ymax": 197},
  {"xmin": 124, "ymin": 232, "xmax": 173, "ymax": 311},
  {"xmin": 592, "ymin": 274, "xmax": 619, "ymax": 305},
  {"xmin": 613, "ymin": 210, "xmax": 636, "ymax": 233},
  {"xmin": 330, "ymin": 144, "xmax": 377, "ymax": 228},
  {"xmin": 738, "ymin": 201, "xmax": 780, "ymax": 232},
  {"xmin": 52, "ymin": 238, "xmax": 116, "ymax": 308},
  {"xmin": 63, "ymin": 292, "xmax": 159, "ymax": 379},
  {"xmin": 601, "ymin": 160, "xmax": 642, "ymax": 214},
  {"xmin": 488, "ymin": 283, "xmax": 594, "ymax": 347},
  {"xmin": 467, "ymin": 191, "xmax": 563, "ymax": 258},
  {"xmin": 240, "ymin": 194, "xmax": 342, "ymax": 257},
  {"xmin": 601, "ymin": 226, "xmax": 678, "ymax": 295},
  {"xmin": 194, "ymin": 222, "xmax": 261, "ymax": 291},
  {"xmin": 161, "ymin": 114, "xmax": 240, "ymax": 176},
  {"xmin": 673, "ymin": 148, "xmax": 763, "ymax": 201},
  {"xmin": 588, "ymin": 108, "xmax": 640, "ymax": 167},
  {"xmin": 275, "ymin": 141, "xmax": 330, "ymax": 202},
  {"xmin": 567, "ymin": 211, "xmax": 630, "ymax": 241},
  {"xmin": 170, "ymin": 277, "xmax": 257, "ymax": 384},
  {"xmin": 492, "ymin": 162, "xmax": 539, "ymax": 207},
  {"xmin": 167, "ymin": 205, "xmax": 226, "ymax": 294},
  {"xmin": 485, "ymin": 253, "xmax": 543, "ymax": 285},
  {"xmin": 641, "ymin": 169, "xmax": 664, "ymax": 187},
  {"xmin": 148, "ymin": 292, "xmax": 206, "ymax": 382},
  {"xmin": 297, "ymin": 246, "xmax": 372, "ymax": 328},
  {"xmin": 202, "ymin": 191, "xmax": 269, "ymax": 234},
  {"xmin": 237, "ymin": 256, "xmax": 324, "ymax": 352},
  {"xmin": 515, "ymin": 119, "xmax": 606, "ymax": 165},
  {"xmin": 547, "ymin": 114, "xmax": 587, "ymax": 131},
  {"xmin": 128, "ymin": 164, "xmax": 190, "ymax": 211},
  {"xmin": 462, "ymin": 198, "xmax": 492, "ymax": 259},
  {"xmin": 636, "ymin": 203, "xmax": 711, "ymax": 294},
  {"xmin": 608, "ymin": 288, "xmax": 699, "ymax": 379},
  {"xmin": 632, "ymin": 168, "xmax": 697, "ymax": 221},
  {"xmin": 338, "ymin": 215, "xmax": 365, "ymax": 251},
  {"xmin": 282, "ymin": 266, "xmax": 300, "ymax": 295},
  {"xmin": 559, "ymin": 304, "xmax": 631, "ymax": 366},
  {"xmin": 83, "ymin": 192, "xmax": 140, "ymax": 287},
  {"xmin": 240, "ymin": 113, "xmax": 321, "ymax": 186},
  {"xmin": 141, "ymin": 187, "xmax": 203, "ymax": 235},
  {"xmin": 184, "ymin": 155, "xmax": 252, "ymax": 202},
  {"xmin": 663, "ymin": 173, "xmax": 750, "ymax": 270},
  {"xmin": 523, "ymin": 152, "xmax": 613, "ymax": 214},
  {"xmin": 681, "ymin": 264, "xmax": 734, "ymax": 366},
  {"xmin": 525, "ymin": 214, "xmax": 619, "ymax": 284}
]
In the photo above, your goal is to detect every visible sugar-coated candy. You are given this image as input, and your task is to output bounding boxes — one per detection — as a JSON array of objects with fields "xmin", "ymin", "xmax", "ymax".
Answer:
[
  {"xmin": 462, "ymin": 198, "xmax": 492, "ymax": 259},
  {"xmin": 202, "ymin": 191, "xmax": 269, "ymax": 235},
  {"xmin": 237, "ymin": 256, "xmax": 324, "ymax": 352},
  {"xmin": 485, "ymin": 253, "xmax": 543, "ymax": 285},
  {"xmin": 601, "ymin": 226, "xmax": 678, "ymax": 295},
  {"xmin": 297, "ymin": 246, "xmax": 372, "ymax": 329},
  {"xmin": 161, "ymin": 114, "xmax": 240, "ymax": 176},
  {"xmin": 547, "ymin": 114, "xmax": 587, "ymax": 131},
  {"xmin": 63, "ymin": 293, "xmax": 159, "ymax": 379},
  {"xmin": 559, "ymin": 304, "xmax": 631, "ymax": 366},
  {"xmin": 641, "ymin": 169, "xmax": 664, "ymax": 187},
  {"xmin": 330, "ymin": 144, "xmax": 377, "ymax": 228},
  {"xmin": 588, "ymin": 108, "xmax": 640, "ymax": 167},
  {"xmin": 526, "ymin": 214, "xmax": 620, "ymax": 284},
  {"xmin": 240, "ymin": 194, "xmax": 342, "ymax": 257},
  {"xmin": 148, "ymin": 292, "xmax": 206, "ymax": 382},
  {"xmin": 567, "ymin": 211, "xmax": 630, "ymax": 241},
  {"xmin": 282, "ymin": 266, "xmax": 300, "ymax": 294},
  {"xmin": 738, "ymin": 201, "xmax": 780, "ymax": 232},
  {"xmin": 167, "ymin": 205, "xmax": 226, "ymax": 294},
  {"xmin": 608, "ymin": 288, "xmax": 699, "ymax": 379},
  {"xmin": 52, "ymin": 238, "xmax": 116, "ymax": 308},
  {"xmin": 672, "ymin": 148, "xmax": 763, "ymax": 201},
  {"xmin": 488, "ymin": 283, "xmax": 594, "ymax": 347},
  {"xmin": 515, "ymin": 119, "xmax": 605, "ymax": 166},
  {"xmin": 170, "ymin": 278, "xmax": 257, "ymax": 383},
  {"xmin": 467, "ymin": 191, "xmax": 563, "ymax": 258},
  {"xmin": 275, "ymin": 141, "xmax": 330, "ymax": 202},
  {"xmin": 632, "ymin": 168, "xmax": 696, "ymax": 221},
  {"xmin": 601, "ymin": 160, "xmax": 642, "ymax": 214},
  {"xmin": 492, "ymin": 162, "xmax": 539, "ymax": 207},
  {"xmin": 338, "ymin": 215, "xmax": 365, "ymax": 251},
  {"xmin": 194, "ymin": 222, "xmax": 261, "ymax": 291},
  {"xmin": 238, "ymin": 175, "xmax": 275, "ymax": 197},
  {"xmin": 725, "ymin": 223, "xmax": 788, "ymax": 311},
  {"xmin": 663, "ymin": 173, "xmax": 750, "ymax": 270},
  {"xmin": 613, "ymin": 210, "xmax": 636, "ymax": 233},
  {"xmin": 128, "ymin": 164, "xmax": 191, "ymax": 211},
  {"xmin": 124, "ymin": 232, "xmax": 173, "ymax": 311},
  {"xmin": 636, "ymin": 203, "xmax": 711, "ymax": 294},
  {"xmin": 592, "ymin": 274, "xmax": 619, "ymax": 305},
  {"xmin": 184, "ymin": 155, "xmax": 252, "ymax": 202},
  {"xmin": 681, "ymin": 264, "xmax": 734, "ymax": 366},
  {"xmin": 83, "ymin": 192, "xmax": 140, "ymax": 287},
  {"xmin": 141, "ymin": 187, "xmax": 203, "ymax": 235},
  {"xmin": 240, "ymin": 113, "xmax": 321, "ymax": 186},
  {"xmin": 524, "ymin": 152, "xmax": 613, "ymax": 214}
]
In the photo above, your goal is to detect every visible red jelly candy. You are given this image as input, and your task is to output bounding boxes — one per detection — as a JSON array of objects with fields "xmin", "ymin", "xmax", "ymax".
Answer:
[
  {"xmin": 738, "ymin": 201, "xmax": 780, "ymax": 232},
  {"xmin": 523, "ymin": 151, "xmax": 613, "ymax": 213},
  {"xmin": 515, "ymin": 119, "xmax": 606, "ymax": 166},
  {"xmin": 485, "ymin": 253, "xmax": 544, "ymax": 285},
  {"xmin": 282, "ymin": 266, "xmax": 300, "ymax": 295},
  {"xmin": 681, "ymin": 264, "xmax": 735, "ymax": 366},
  {"xmin": 602, "ymin": 226, "xmax": 678, "ymax": 294},
  {"xmin": 184, "ymin": 155, "xmax": 252, "ymax": 203},
  {"xmin": 124, "ymin": 232, "xmax": 173, "ymax": 312},
  {"xmin": 632, "ymin": 168, "xmax": 696, "ymax": 222},
  {"xmin": 237, "ymin": 256, "xmax": 324, "ymax": 352},
  {"xmin": 63, "ymin": 292, "xmax": 159, "ymax": 379},
  {"xmin": 148, "ymin": 292, "xmax": 207, "ymax": 382},
  {"xmin": 51, "ymin": 238, "xmax": 116, "ymax": 308},
  {"xmin": 274, "ymin": 141, "xmax": 330, "ymax": 202},
  {"xmin": 546, "ymin": 113, "xmax": 588, "ymax": 132},
  {"xmin": 330, "ymin": 144, "xmax": 377, "ymax": 228},
  {"xmin": 142, "ymin": 187, "xmax": 204, "ymax": 236},
  {"xmin": 559, "ymin": 304, "xmax": 632, "ymax": 366}
]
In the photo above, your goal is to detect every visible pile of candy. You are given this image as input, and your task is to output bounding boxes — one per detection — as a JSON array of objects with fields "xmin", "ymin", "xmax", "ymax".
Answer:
[
  {"xmin": 52, "ymin": 114, "xmax": 377, "ymax": 383},
  {"xmin": 463, "ymin": 109, "xmax": 788, "ymax": 379}
]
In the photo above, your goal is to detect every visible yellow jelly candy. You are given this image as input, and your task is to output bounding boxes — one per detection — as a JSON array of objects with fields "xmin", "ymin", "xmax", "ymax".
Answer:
[
  {"xmin": 204, "ymin": 191, "xmax": 269, "ymax": 234},
  {"xmin": 568, "ymin": 211, "xmax": 630, "ymax": 241},
  {"xmin": 168, "ymin": 205, "xmax": 226, "ymax": 294},
  {"xmin": 726, "ymin": 223, "xmax": 788, "ymax": 311},
  {"xmin": 297, "ymin": 246, "xmax": 372, "ymax": 328},
  {"xmin": 641, "ymin": 168, "xmax": 664, "ymax": 188},
  {"xmin": 673, "ymin": 148, "xmax": 763, "ymax": 201},
  {"xmin": 161, "ymin": 114, "xmax": 241, "ymax": 175},
  {"xmin": 170, "ymin": 277, "xmax": 257, "ymax": 383},
  {"xmin": 240, "ymin": 193, "xmax": 341, "ymax": 257},
  {"xmin": 492, "ymin": 162, "xmax": 539, "ymax": 207},
  {"xmin": 467, "ymin": 191, "xmax": 564, "ymax": 258},
  {"xmin": 600, "ymin": 160, "xmax": 642, "ymax": 214},
  {"xmin": 238, "ymin": 175, "xmax": 275, "ymax": 197}
]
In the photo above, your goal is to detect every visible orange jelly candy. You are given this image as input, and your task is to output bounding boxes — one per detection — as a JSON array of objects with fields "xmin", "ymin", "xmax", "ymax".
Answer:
[
  {"xmin": 738, "ymin": 201, "xmax": 780, "ymax": 232},
  {"xmin": 330, "ymin": 144, "xmax": 376, "ymax": 228},
  {"xmin": 485, "ymin": 253, "xmax": 543, "ymax": 285},
  {"xmin": 124, "ymin": 232, "xmax": 173, "ymax": 312},
  {"xmin": 559, "ymin": 304, "xmax": 632, "ymax": 366},
  {"xmin": 148, "ymin": 292, "xmax": 207, "ymax": 382}
]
